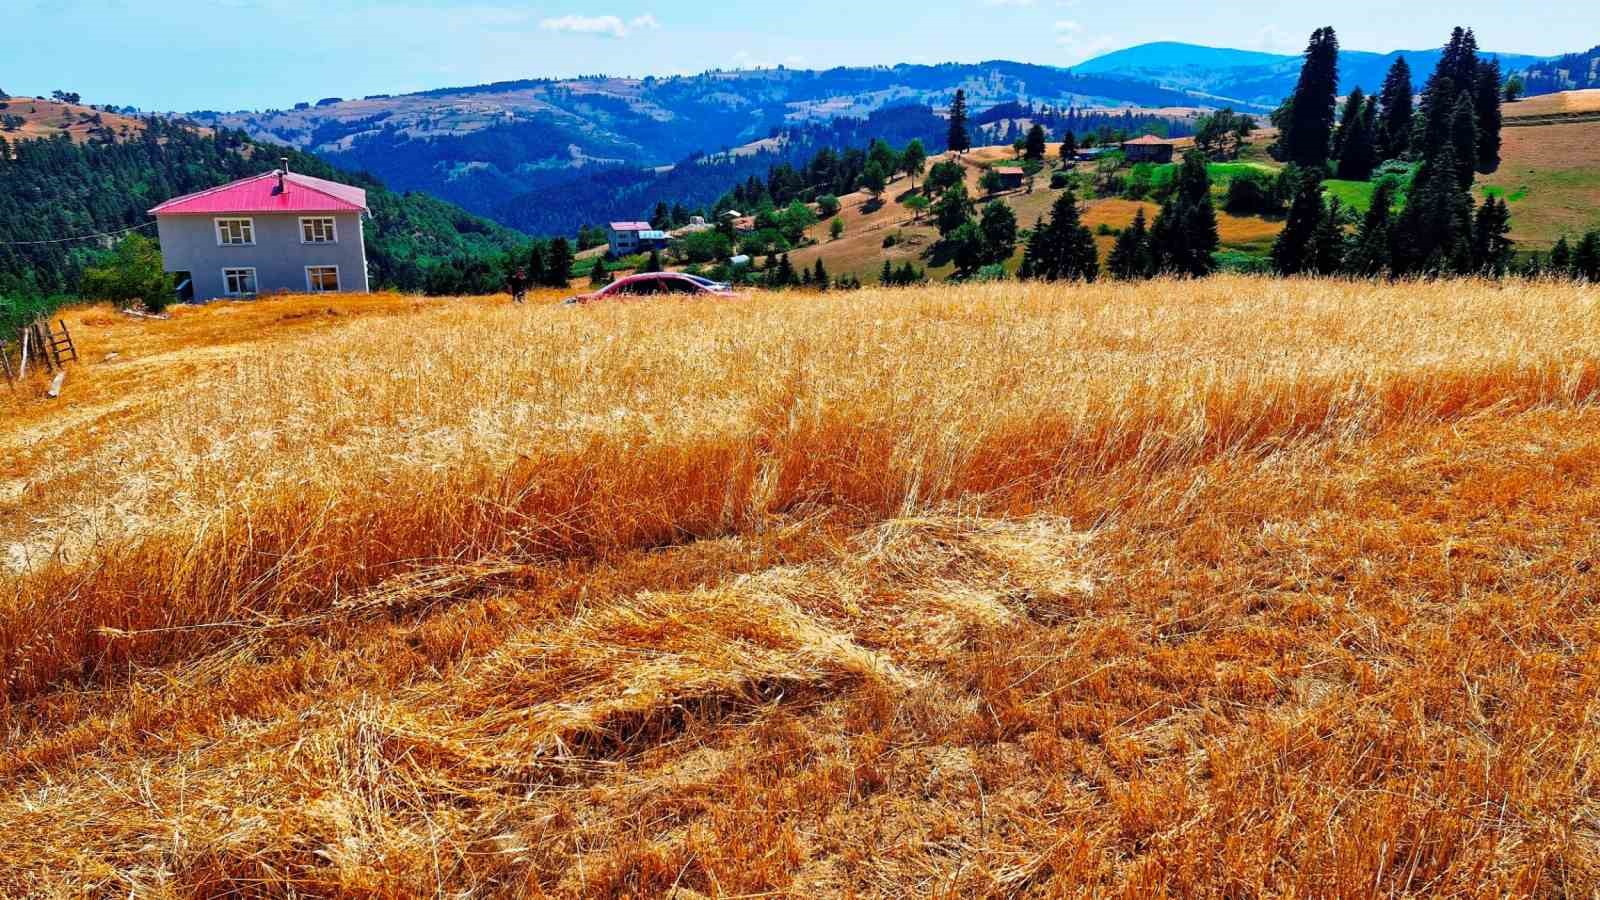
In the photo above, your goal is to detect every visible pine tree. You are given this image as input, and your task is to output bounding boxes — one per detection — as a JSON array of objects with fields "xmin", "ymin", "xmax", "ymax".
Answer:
[
  {"xmin": 947, "ymin": 89, "xmax": 971, "ymax": 155},
  {"xmin": 1282, "ymin": 27, "xmax": 1341, "ymax": 169},
  {"xmin": 813, "ymin": 258, "xmax": 830, "ymax": 291},
  {"xmin": 1018, "ymin": 217, "xmax": 1046, "ymax": 280},
  {"xmin": 589, "ymin": 258, "xmax": 610, "ymax": 287},
  {"xmin": 880, "ymin": 258, "xmax": 894, "ymax": 285},
  {"xmin": 1025, "ymin": 123, "xmax": 1048, "ymax": 161},
  {"xmin": 1271, "ymin": 171, "xmax": 1326, "ymax": 275},
  {"xmin": 1346, "ymin": 179, "xmax": 1398, "ymax": 276},
  {"xmin": 643, "ymin": 248, "xmax": 663, "ymax": 273},
  {"xmin": 1150, "ymin": 152, "xmax": 1220, "ymax": 276},
  {"xmin": 1473, "ymin": 57, "xmax": 1504, "ymax": 173},
  {"xmin": 1107, "ymin": 208, "xmax": 1154, "ymax": 280},
  {"xmin": 1377, "ymin": 56, "xmax": 1414, "ymax": 159},
  {"xmin": 650, "ymin": 201, "xmax": 671, "ymax": 230}
]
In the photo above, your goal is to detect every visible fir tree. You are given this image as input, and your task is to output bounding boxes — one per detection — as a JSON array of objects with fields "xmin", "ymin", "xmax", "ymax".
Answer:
[
  {"xmin": 1281, "ymin": 27, "xmax": 1341, "ymax": 168},
  {"xmin": 526, "ymin": 242, "xmax": 547, "ymax": 285},
  {"xmin": 1346, "ymin": 179, "xmax": 1398, "ymax": 276},
  {"xmin": 1471, "ymin": 196, "xmax": 1513, "ymax": 275},
  {"xmin": 1449, "ymin": 92, "xmax": 1479, "ymax": 191},
  {"xmin": 1024, "ymin": 123, "xmax": 1048, "ymax": 161},
  {"xmin": 1149, "ymin": 152, "xmax": 1220, "ymax": 276},
  {"xmin": 1020, "ymin": 188, "xmax": 1098, "ymax": 282},
  {"xmin": 947, "ymin": 89, "xmax": 971, "ymax": 155},
  {"xmin": 813, "ymin": 258, "xmax": 830, "ymax": 291},
  {"xmin": 1018, "ymin": 217, "xmax": 1046, "ymax": 280},
  {"xmin": 650, "ymin": 201, "xmax": 671, "ymax": 230},
  {"xmin": 1473, "ymin": 57, "xmax": 1504, "ymax": 173},
  {"xmin": 1549, "ymin": 236, "xmax": 1573, "ymax": 275},
  {"xmin": 544, "ymin": 238, "xmax": 574, "ymax": 287},
  {"xmin": 1334, "ymin": 90, "xmax": 1379, "ymax": 181},
  {"xmin": 1271, "ymin": 171, "xmax": 1326, "ymax": 275},
  {"xmin": 1312, "ymin": 198, "xmax": 1349, "ymax": 274},
  {"xmin": 1377, "ymin": 56, "xmax": 1415, "ymax": 159},
  {"xmin": 643, "ymin": 248, "xmax": 663, "ymax": 273},
  {"xmin": 1331, "ymin": 87, "xmax": 1364, "ymax": 163},
  {"xmin": 1107, "ymin": 207, "xmax": 1154, "ymax": 280},
  {"xmin": 979, "ymin": 200, "xmax": 1018, "ymax": 263},
  {"xmin": 1574, "ymin": 232, "xmax": 1600, "ymax": 282},
  {"xmin": 1058, "ymin": 132, "xmax": 1078, "ymax": 163},
  {"xmin": 589, "ymin": 258, "xmax": 610, "ymax": 287},
  {"xmin": 880, "ymin": 258, "xmax": 894, "ymax": 285}
]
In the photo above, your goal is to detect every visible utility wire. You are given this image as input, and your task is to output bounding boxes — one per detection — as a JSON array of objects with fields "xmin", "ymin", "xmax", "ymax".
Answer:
[{"xmin": 0, "ymin": 220, "xmax": 157, "ymax": 247}]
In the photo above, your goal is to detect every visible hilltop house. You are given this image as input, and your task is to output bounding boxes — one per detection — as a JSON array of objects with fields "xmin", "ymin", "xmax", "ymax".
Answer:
[
  {"xmin": 1122, "ymin": 135, "xmax": 1175, "ymax": 163},
  {"xmin": 149, "ymin": 162, "xmax": 370, "ymax": 302},
  {"xmin": 607, "ymin": 221, "xmax": 670, "ymax": 257}
]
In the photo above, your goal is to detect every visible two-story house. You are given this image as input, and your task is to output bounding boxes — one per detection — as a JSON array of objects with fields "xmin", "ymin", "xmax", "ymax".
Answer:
[{"xmin": 149, "ymin": 162, "xmax": 371, "ymax": 302}]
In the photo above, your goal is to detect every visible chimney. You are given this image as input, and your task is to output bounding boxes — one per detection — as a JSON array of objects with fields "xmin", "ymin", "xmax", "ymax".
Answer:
[{"xmin": 278, "ymin": 157, "xmax": 289, "ymax": 193}]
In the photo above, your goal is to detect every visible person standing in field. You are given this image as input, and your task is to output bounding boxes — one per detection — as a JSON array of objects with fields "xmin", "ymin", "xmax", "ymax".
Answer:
[{"xmin": 507, "ymin": 268, "xmax": 529, "ymax": 304}]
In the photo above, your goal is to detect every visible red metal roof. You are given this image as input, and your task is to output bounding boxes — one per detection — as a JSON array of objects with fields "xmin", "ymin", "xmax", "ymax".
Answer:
[
  {"xmin": 609, "ymin": 221, "xmax": 652, "ymax": 231},
  {"xmin": 149, "ymin": 170, "xmax": 368, "ymax": 216},
  {"xmin": 1123, "ymin": 135, "xmax": 1174, "ymax": 146}
]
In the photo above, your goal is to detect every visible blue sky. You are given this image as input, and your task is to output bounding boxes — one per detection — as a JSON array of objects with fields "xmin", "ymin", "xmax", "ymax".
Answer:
[{"xmin": 5, "ymin": 1, "xmax": 1596, "ymax": 111}]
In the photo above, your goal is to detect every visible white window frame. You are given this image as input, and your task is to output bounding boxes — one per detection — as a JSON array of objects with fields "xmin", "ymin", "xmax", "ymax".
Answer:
[
  {"xmin": 304, "ymin": 265, "xmax": 341, "ymax": 293},
  {"xmin": 214, "ymin": 217, "xmax": 255, "ymax": 246},
  {"xmin": 221, "ymin": 267, "xmax": 258, "ymax": 297},
  {"xmin": 299, "ymin": 216, "xmax": 338, "ymax": 245}
]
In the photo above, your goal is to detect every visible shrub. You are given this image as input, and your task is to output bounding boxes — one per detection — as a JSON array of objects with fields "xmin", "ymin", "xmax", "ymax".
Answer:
[
  {"xmin": 78, "ymin": 233, "xmax": 172, "ymax": 312},
  {"xmin": 1050, "ymin": 171, "xmax": 1071, "ymax": 190},
  {"xmin": 817, "ymin": 195, "xmax": 841, "ymax": 218}
]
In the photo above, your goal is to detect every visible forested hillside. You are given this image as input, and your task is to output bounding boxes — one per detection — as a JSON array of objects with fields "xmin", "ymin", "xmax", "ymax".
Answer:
[
  {"xmin": 0, "ymin": 118, "xmax": 525, "ymax": 298},
  {"xmin": 1520, "ymin": 46, "xmax": 1600, "ymax": 95},
  {"xmin": 498, "ymin": 105, "xmax": 1193, "ymax": 235}
]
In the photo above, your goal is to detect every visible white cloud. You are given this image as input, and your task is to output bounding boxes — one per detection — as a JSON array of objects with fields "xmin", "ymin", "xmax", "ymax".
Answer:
[
  {"xmin": 1053, "ymin": 20, "xmax": 1082, "ymax": 34},
  {"xmin": 539, "ymin": 13, "xmax": 662, "ymax": 38}
]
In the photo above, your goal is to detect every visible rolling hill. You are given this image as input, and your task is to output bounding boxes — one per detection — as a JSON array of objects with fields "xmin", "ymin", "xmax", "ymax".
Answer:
[
  {"xmin": 1075, "ymin": 41, "xmax": 1549, "ymax": 108},
  {"xmin": 178, "ymin": 63, "xmax": 1205, "ymax": 232}
]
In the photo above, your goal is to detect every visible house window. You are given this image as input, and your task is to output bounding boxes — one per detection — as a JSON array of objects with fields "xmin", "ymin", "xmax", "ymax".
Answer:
[
  {"xmin": 300, "ymin": 216, "xmax": 337, "ymax": 244},
  {"xmin": 215, "ymin": 218, "xmax": 254, "ymax": 246},
  {"xmin": 222, "ymin": 267, "xmax": 257, "ymax": 297},
  {"xmin": 305, "ymin": 266, "xmax": 340, "ymax": 292}
]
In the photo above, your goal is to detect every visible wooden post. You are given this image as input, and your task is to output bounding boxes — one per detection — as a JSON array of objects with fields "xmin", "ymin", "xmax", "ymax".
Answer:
[{"xmin": 0, "ymin": 339, "xmax": 15, "ymax": 392}]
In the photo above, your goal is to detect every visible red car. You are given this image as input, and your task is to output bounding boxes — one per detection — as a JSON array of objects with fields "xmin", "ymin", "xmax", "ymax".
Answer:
[{"xmin": 565, "ymin": 272, "xmax": 737, "ymax": 304}]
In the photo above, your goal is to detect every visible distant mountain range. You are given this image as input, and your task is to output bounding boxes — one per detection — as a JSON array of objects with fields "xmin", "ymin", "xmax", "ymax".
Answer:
[
  {"xmin": 180, "ymin": 63, "xmax": 1203, "ymax": 232},
  {"xmin": 171, "ymin": 41, "xmax": 1572, "ymax": 236},
  {"xmin": 1074, "ymin": 41, "xmax": 1551, "ymax": 108}
]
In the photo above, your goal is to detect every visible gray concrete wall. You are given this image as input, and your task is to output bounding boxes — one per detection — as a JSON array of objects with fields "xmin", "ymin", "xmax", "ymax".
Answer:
[{"xmin": 156, "ymin": 212, "xmax": 369, "ymax": 301}]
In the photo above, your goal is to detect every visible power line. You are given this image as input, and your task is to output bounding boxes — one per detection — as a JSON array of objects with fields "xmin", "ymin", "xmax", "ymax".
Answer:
[{"xmin": 0, "ymin": 220, "xmax": 157, "ymax": 247}]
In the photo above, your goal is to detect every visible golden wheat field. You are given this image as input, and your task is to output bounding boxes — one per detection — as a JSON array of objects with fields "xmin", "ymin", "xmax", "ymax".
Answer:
[{"xmin": 5, "ymin": 277, "xmax": 1600, "ymax": 896}]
